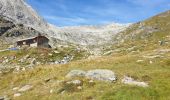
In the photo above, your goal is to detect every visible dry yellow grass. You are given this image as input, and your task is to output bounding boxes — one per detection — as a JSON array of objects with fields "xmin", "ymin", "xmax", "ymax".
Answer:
[{"xmin": 0, "ymin": 49, "xmax": 170, "ymax": 100}]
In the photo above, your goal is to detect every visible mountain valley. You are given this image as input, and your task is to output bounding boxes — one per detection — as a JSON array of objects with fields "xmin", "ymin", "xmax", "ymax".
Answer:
[{"xmin": 0, "ymin": 0, "xmax": 170, "ymax": 100}]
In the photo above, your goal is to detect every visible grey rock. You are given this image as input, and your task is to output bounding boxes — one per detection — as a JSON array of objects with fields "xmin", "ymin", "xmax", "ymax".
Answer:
[
  {"xmin": 66, "ymin": 69, "xmax": 117, "ymax": 82},
  {"xmin": 10, "ymin": 56, "xmax": 16, "ymax": 60},
  {"xmin": 122, "ymin": 76, "xmax": 148, "ymax": 87},
  {"xmin": 85, "ymin": 69, "xmax": 116, "ymax": 82},
  {"xmin": 66, "ymin": 70, "xmax": 86, "ymax": 78}
]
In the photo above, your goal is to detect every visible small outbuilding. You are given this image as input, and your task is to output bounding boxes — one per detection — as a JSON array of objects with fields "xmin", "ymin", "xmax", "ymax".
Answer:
[{"xmin": 16, "ymin": 35, "xmax": 51, "ymax": 48}]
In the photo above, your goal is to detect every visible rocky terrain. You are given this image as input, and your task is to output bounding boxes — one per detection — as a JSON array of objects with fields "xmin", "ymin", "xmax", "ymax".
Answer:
[
  {"xmin": 0, "ymin": 0, "xmax": 130, "ymax": 48},
  {"xmin": 0, "ymin": 0, "xmax": 170, "ymax": 100}
]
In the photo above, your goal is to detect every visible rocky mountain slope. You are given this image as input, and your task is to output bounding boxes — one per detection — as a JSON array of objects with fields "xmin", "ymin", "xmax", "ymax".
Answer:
[
  {"xmin": 107, "ymin": 10, "xmax": 170, "ymax": 54},
  {"xmin": 0, "ymin": 1, "xmax": 170, "ymax": 100},
  {"xmin": 0, "ymin": 16, "xmax": 41, "ymax": 49},
  {"xmin": 0, "ymin": 0, "xmax": 130, "ymax": 48}
]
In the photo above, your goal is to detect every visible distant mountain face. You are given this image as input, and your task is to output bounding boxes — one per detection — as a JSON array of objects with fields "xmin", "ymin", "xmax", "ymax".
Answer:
[
  {"xmin": 0, "ymin": 0, "xmax": 130, "ymax": 48},
  {"xmin": 49, "ymin": 23, "xmax": 130, "ymax": 46}
]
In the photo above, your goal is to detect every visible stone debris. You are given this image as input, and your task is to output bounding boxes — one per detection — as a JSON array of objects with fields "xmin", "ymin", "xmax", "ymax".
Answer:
[{"xmin": 55, "ymin": 55, "xmax": 73, "ymax": 64}]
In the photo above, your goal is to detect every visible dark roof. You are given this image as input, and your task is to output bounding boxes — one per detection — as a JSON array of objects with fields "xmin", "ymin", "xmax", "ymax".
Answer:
[{"xmin": 17, "ymin": 35, "xmax": 48, "ymax": 42}]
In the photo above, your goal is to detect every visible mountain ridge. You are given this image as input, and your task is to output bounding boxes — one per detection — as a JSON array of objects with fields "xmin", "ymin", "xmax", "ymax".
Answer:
[{"xmin": 0, "ymin": 0, "xmax": 130, "ymax": 48}]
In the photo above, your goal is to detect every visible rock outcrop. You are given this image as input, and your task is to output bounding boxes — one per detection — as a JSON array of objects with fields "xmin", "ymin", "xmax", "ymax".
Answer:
[
  {"xmin": 66, "ymin": 69, "xmax": 116, "ymax": 82},
  {"xmin": 122, "ymin": 76, "xmax": 148, "ymax": 87}
]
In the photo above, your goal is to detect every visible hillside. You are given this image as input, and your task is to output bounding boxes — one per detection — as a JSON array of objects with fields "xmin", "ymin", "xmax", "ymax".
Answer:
[
  {"xmin": 112, "ymin": 10, "xmax": 170, "ymax": 52},
  {"xmin": 0, "ymin": 9, "xmax": 170, "ymax": 100}
]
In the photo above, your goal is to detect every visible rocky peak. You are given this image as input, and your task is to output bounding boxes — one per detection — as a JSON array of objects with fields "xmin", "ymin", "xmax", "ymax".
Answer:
[{"xmin": 0, "ymin": 0, "xmax": 47, "ymax": 30}]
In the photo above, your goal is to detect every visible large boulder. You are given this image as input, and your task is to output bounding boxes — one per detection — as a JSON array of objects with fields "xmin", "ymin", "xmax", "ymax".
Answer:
[
  {"xmin": 66, "ymin": 69, "xmax": 117, "ymax": 82},
  {"xmin": 66, "ymin": 70, "xmax": 86, "ymax": 78},
  {"xmin": 85, "ymin": 69, "xmax": 116, "ymax": 82}
]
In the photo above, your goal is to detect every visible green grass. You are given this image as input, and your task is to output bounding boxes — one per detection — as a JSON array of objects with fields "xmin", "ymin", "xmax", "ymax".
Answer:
[
  {"xmin": 0, "ymin": 50, "xmax": 170, "ymax": 100},
  {"xmin": 0, "ymin": 46, "xmax": 89, "ymax": 67},
  {"xmin": 0, "ymin": 10, "xmax": 170, "ymax": 100}
]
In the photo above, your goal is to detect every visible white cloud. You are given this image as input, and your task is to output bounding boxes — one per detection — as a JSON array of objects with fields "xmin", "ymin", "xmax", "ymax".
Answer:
[{"xmin": 44, "ymin": 15, "xmax": 88, "ymax": 23}]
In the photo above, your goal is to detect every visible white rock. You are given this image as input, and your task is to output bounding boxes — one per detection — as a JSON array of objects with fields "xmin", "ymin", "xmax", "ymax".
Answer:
[
  {"xmin": 48, "ymin": 53, "xmax": 53, "ymax": 56},
  {"xmin": 24, "ymin": 55, "xmax": 30, "ymax": 59},
  {"xmin": 136, "ymin": 60, "xmax": 144, "ymax": 63},
  {"xmin": 77, "ymin": 86, "xmax": 82, "ymax": 90},
  {"xmin": 15, "ymin": 66, "xmax": 20, "ymax": 71},
  {"xmin": 143, "ymin": 55, "xmax": 163, "ymax": 59},
  {"xmin": 18, "ymin": 85, "xmax": 33, "ymax": 92},
  {"xmin": 122, "ymin": 76, "xmax": 148, "ymax": 87},
  {"xmin": 149, "ymin": 61, "xmax": 153, "ymax": 64},
  {"xmin": 14, "ymin": 93, "xmax": 21, "ymax": 97},
  {"xmin": 3, "ymin": 59, "xmax": 9, "ymax": 63},
  {"xmin": 89, "ymin": 80, "xmax": 94, "ymax": 83},
  {"xmin": 67, "ymin": 80, "xmax": 82, "ymax": 85},
  {"xmin": 13, "ymin": 87, "xmax": 19, "ymax": 91},
  {"xmin": 22, "ymin": 67, "xmax": 26, "ymax": 71},
  {"xmin": 50, "ymin": 89, "xmax": 53, "ymax": 93},
  {"xmin": 54, "ymin": 51, "xmax": 60, "ymax": 54}
]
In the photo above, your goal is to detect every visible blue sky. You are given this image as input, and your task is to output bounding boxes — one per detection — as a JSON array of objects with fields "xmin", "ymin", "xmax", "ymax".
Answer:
[{"xmin": 26, "ymin": 0, "xmax": 170, "ymax": 26}]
